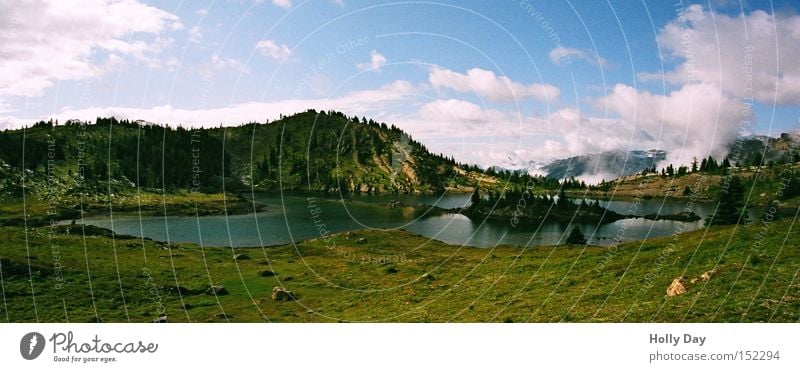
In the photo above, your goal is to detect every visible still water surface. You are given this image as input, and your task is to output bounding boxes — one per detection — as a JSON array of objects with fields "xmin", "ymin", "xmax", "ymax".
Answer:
[{"xmin": 77, "ymin": 192, "xmax": 738, "ymax": 248}]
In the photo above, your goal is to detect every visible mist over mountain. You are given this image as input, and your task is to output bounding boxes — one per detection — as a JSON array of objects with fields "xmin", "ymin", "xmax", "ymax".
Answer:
[
  {"xmin": 509, "ymin": 131, "xmax": 800, "ymax": 183},
  {"xmin": 542, "ymin": 150, "xmax": 666, "ymax": 183}
]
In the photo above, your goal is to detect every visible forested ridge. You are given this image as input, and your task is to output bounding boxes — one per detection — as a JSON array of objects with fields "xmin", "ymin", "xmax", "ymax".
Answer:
[{"xmin": 0, "ymin": 110, "xmax": 499, "ymax": 195}]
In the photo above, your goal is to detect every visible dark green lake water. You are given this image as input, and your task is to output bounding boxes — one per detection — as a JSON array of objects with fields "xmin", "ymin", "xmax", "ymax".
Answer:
[{"xmin": 77, "ymin": 192, "xmax": 735, "ymax": 248}]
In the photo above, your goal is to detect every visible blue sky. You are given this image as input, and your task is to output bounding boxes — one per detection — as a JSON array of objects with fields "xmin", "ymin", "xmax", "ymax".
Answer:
[{"xmin": 1, "ymin": 0, "xmax": 799, "ymax": 170}]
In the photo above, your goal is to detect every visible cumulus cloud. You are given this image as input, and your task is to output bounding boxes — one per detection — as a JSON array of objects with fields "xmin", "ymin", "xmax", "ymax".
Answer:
[
  {"xmin": 426, "ymin": 81, "xmax": 751, "ymax": 169},
  {"xmin": 595, "ymin": 83, "xmax": 747, "ymax": 166},
  {"xmin": 356, "ymin": 50, "xmax": 387, "ymax": 72},
  {"xmin": 390, "ymin": 82, "xmax": 746, "ymax": 169},
  {"xmin": 418, "ymin": 99, "xmax": 509, "ymax": 124},
  {"xmin": 255, "ymin": 39, "xmax": 292, "ymax": 60},
  {"xmin": 272, "ymin": 0, "xmax": 292, "ymax": 9},
  {"xmin": 548, "ymin": 46, "xmax": 607, "ymax": 67},
  {"xmin": 384, "ymin": 102, "xmax": 622, "ymax": 168},
  {"xmin": 641, "ymin": 4, "xmax": 800, "ymax": 105},
  {"xmin": 199, "ymin": 54, "xmax": 249, "ymax": 79},
  {"xmin": 539, "ymin": 108, "xmax": 640, "ymax": 157},
  {"xmin": 0, "ymin": 0, "xmax": 182, "ymax": 98},
  {"xmin": 428, "ymin": 67, "xmax": 560, "ymax": 102},
  {"xmin": 566, "ymin": 5, "xmax": 800, "ymax": 168},
  {"xmin": 0, "ymin": 80, "xmax": 418, "ymax": 129},
  {"xmin": 188, "ymin": 26, "xmax": 202, "ymax": 44}
]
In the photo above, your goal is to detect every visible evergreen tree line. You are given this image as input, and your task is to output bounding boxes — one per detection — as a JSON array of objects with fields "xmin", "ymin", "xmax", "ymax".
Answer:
[
  {"xmin": 0, "ymin": 110, "xmax": 501, "ymax": 194},
  {"xmin": 0, "ymin": 117, "xmax": 231, "ymax": 192}
]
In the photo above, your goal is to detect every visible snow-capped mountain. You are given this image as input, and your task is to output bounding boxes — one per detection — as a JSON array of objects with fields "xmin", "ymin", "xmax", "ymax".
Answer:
[{"xmin": 542, "ymin": 149, "xmax": 667, "ymax": 181}]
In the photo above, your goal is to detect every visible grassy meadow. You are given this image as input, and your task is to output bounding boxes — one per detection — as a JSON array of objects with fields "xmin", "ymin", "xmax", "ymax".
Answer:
[{"xmin": 1, "ymin": 215, "xmax": 797, "ymax": 322}]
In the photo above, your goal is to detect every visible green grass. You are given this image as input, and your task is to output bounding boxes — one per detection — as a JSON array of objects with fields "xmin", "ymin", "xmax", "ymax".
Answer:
[{"xmin": 1, "ymin": 214, "xmax": 798, "ymax": 323}]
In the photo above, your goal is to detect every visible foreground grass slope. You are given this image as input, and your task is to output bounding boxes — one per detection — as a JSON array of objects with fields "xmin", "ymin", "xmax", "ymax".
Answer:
[{"xmin": 0, "ymin": 217, "xmax": 798, "ymax": 322}]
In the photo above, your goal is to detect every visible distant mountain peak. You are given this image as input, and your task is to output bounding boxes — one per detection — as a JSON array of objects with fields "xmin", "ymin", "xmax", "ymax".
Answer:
[{"xmin": 543, "ymin": 149, "xmax": 667, "ymax": 181}]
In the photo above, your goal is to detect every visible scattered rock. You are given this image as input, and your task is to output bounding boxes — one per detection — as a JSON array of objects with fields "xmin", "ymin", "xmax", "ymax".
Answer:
[
  {"xmin": 272, "ymin": 287, "xmax": 296, "ymax": 301},
  {"xmin": 153, "ymin": 314, "xmax": 168, "ymax": 323},
  {"xmin": 260, "ymin": 270, "xmax": 276, "ymax": 277},
  {"xmin": 233, "ymin": 254, "xmax": 251, "ymax": 261},
  {"xmin": 666, "ymin": 277, "xmax": 687, "ymax": 297},
  {"xmin": 687, "ymin": 269, "xmax": 718, "ymax": 285},
  {"xmin": 206, "ymin": 285, "xmax": 229, "ymax": 296},
  {"xmin": 700, "ymin": 269, "xmax": 717, "ymax": 282},
  {"xmin": 356, "ymin": 238, "xmax": 367, "ymax": 244},
  {"xmin": 421, "ymin": 273, "xmax": 435, "ymax": 282},
  {"xmin": 162, "ymin": 285, "xmax": 197, "ymax": 296}
]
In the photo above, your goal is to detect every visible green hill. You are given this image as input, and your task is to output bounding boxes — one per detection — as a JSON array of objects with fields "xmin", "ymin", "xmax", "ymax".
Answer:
[
  {"xmin": 0, "ymin": 110, "xmax": 527, "ymax": 226},
  {"xmin": 0, "ymin": 110, "xmax": 497, "ymax": 197}
]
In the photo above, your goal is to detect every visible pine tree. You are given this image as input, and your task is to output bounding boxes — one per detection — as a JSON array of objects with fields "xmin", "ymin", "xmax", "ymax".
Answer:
[
  {"xmin": 781, "ymin": 175, "xmax": 800, "ymax": 200},
  {"xmin": 471, "ymin": 186, "xmax": 481, "ymax": 205},
  {"xmin": 565, "ymin": 226, "xmax": 587, "ymax": 245},
  {"xmin": 706, "ymin": 176, "xmax": 747, "ymax": 226},
  {"xmin": 557, "ymin": 188, "xmax": 569, "ymax": 209}
]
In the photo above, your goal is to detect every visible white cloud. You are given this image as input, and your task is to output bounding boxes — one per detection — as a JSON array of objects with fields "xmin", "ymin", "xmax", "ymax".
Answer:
[
  {"xmin": 0, "ymin": 0, "xmax": 182, "ymax": 98},
  {"xmin": 188, "ymin": 26, "xmax": 202, "ymax": 44},
  {"xmin": 642, "ymin": 4, "xmax": 800, "ymax": 105},
  {"xmin": 272, "ymin": 0, "xmax": 292, "ymax": 9},
  {"xmin": 199, "ymin": 54, "xmax": 249, "ymax": 79},
  {"xmin": 384, "ymin": 81, "xmax": 747, "ymax": 169},
  {"xmin": 551, "ymin": 5, "xmax": 800, "ymax": 168},
  {"xmin": 428, "ymin": 67, "xmax": 559, "ymax": 102},
  {"xmin": 548, "ymin": 46, "xmax": 607, "ymax": 67},
  {"xmin": 0, "ymin": 116, "xmax": 24, "ymax": 130},
  {"xmin": 195, "ymin": 8, "xmax": 208, "ymax": 16},
  {"xmin": 356, "ymin": 50, "xmax": 388, "ymax": 72},
  {"xmin": 0, "ymin": 80, "xmax": 418, "ymax": 129},
  {"xmin": 538, "ymin": 108, "xmax": 638, "ymax": 157},
  {"xmin": 269, "ymin": 0, "xmax": 343, "ymax": 8},
  {"xmin": 378, "ymin": 102, "xmax": 576, "ymax": 167},
  {"xmin": 165, "ymin": 57, "xmax": 180, "ymax": 72},
  {"xmin": 594, "ymin": 83, "xmax": 747, "ymax": 166},
  {"xmin": 255, "ymin": 39, "xmax": 292, "ymax": 60},
  {"xmin": 418, "ymin": 99, "xmax": 509, "ymax": 124}
]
